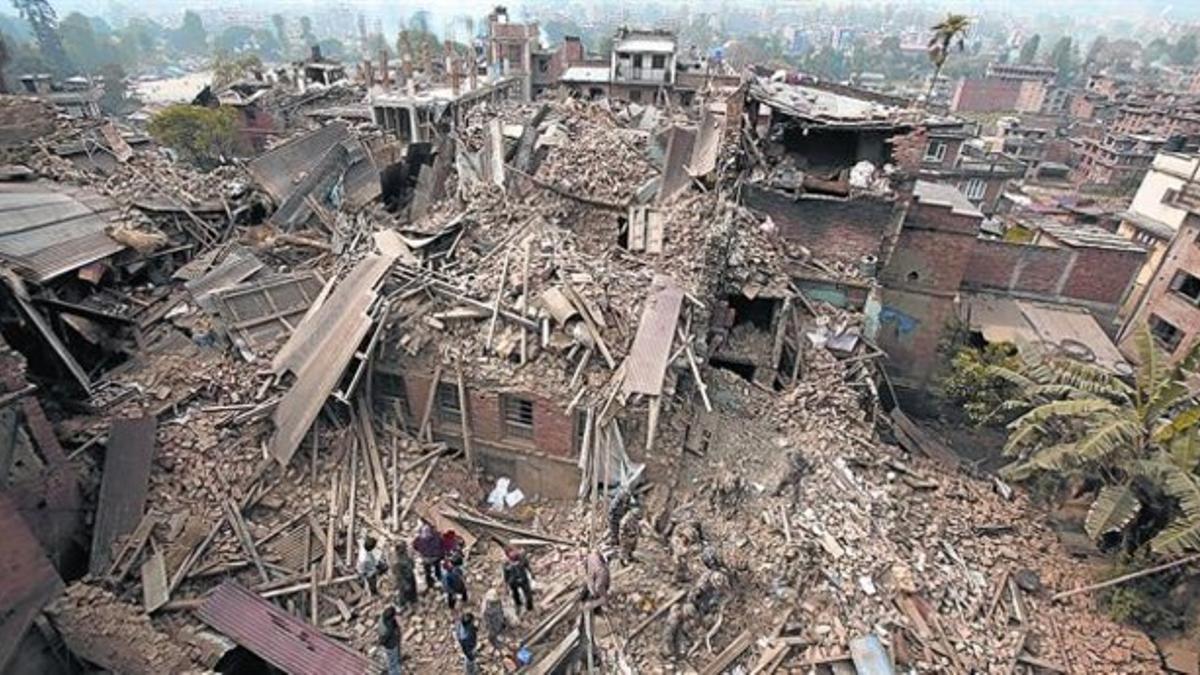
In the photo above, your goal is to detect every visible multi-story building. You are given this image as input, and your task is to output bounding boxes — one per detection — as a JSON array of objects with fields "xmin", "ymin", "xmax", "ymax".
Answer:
[
  {"xmin": 609, "ymin": 29, "xmax": 678, "ymax": 105},
  {"xmin": 1116, "ymin": 152, "xmax": 1200, "ymax": 319},
  {"xmin": 485, "ymin": 7, "xmax": 539, "ymax": 100},
  {"xmin": 1119, "ymin": 184, "xmax": 1200, "ymax": 362},
  {"xmin": 1072, "ymin": 133, "xmax": 1165, "ymax": 192},
  {"xmin": 919, "ymin": 121, "xmax": 1026, "ymax": 215}
]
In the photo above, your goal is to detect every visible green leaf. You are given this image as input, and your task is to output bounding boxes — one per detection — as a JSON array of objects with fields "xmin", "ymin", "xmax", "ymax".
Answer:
[
  {"xmin": 1153, "ymin": 404, "xmax": 1200, "ymax": 445},
  {"xmin": 1085, "ymin": 485, "xmax": 1141, "ymax": 541},
  {"xmin": 1149, "ymin": 469, "xmax": 1200, "ymax": 556}
]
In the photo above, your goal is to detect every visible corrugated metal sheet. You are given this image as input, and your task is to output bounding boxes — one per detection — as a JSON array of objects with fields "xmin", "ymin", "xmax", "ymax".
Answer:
[
  {"xmin": 89, "ymin": 416, "xmax": 155, "ymax": 575},
  {"xmin": 1018, "ymin": 301, "xmax": 1131, "ymax": 375},
  {"xmin": 623, "ymin": 276, "xmax": 684, "ymax": 397},
  {"xmin": 248, "ymin": 122, "xmax": 351, "ymax": 203},
  {"xmin": 0, "ymin": 181, "xmax": 124, "ymax": 282},
  {"xmin": 185, "ymin": 246, "xmax": 264, "ymax": 304},
  {"xmin": 197, "ymin": 580, "xmax": 371, "ymax": 675},
  {"xmin": 0, "ymin": 492, "xmax": 64, "ymax": 672}
]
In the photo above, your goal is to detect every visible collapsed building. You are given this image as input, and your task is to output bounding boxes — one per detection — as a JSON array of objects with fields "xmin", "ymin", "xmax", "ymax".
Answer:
[{"xmin": 0, "ymin": 57, "xmax": 1180, "ymax": 675}]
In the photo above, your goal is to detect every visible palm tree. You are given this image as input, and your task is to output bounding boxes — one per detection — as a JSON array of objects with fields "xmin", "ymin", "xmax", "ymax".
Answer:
[
  {"xmin": 996, "ymin": 325, "xmax": 1200, "ymax": 556},
  {"xmin": 926, "ymin": 14, "xmax": 970, "ymax": 103}
]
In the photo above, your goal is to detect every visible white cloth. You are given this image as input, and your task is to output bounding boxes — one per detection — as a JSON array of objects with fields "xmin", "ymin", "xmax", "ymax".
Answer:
[{"xmin": 358, "ymin": 544, "xmax": 386, "ymax": 577}]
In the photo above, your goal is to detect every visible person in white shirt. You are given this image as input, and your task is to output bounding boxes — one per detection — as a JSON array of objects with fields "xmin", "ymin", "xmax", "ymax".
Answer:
[{"xmin": 357, "ymin": 536, "xmax": 388, "ymax": 596}]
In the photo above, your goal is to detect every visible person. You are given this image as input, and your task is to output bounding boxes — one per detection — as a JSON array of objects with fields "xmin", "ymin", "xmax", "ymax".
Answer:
[
  {"xmin": 581, "ymin": 549, "xmax": 610, "ymax": 603},
  {"xmin": 442, "ymin": 529, "xmax": 466, "ymax": 568},
  {"xmin": 442, "ymin": 558, "xmax": 469, "ymax": 609},
  {"xmin": 393, "ymin": 543, "xmax": 419, "ymax": 608},
  {"xmin": 502, "ymin": 547, "xmax": 533, "ymax": 612},
  {"xmin": 607, "ymin": 487, "xmax": 633, "ymax": 545},
  {"xmin": 618, "ymin": 507, "xmax": 641, "ymax": 564},
  {"xmin": 378, "ymin": 606, "xmax": 402, "ymax": 675},
  {"xmin": 357, "ymin": 536, "xmax": 388, "ymax": 596},
  {"xmin": 412, "ymin": 523, "xmax": 444, "ymax": 592},
  {"xmin": 661, "ymin": 603, "xmax": 697, "ymax": 660},
  {"xmin": 456, "ymin": 612, "xmax": 480, "ymax": 675},
  {"xmin": 480, "ymin": 588, "xmax": 507, "ymax": 651},
  {"xmin": 772, "ymin": 449, "xmax": 811, "ymax": 503}
]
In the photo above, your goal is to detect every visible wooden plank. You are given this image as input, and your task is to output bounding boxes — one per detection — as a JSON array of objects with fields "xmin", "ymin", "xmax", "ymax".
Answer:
[
  {"xmin": 629, "ymin": 207, "xmax": 646, "ymax": 251},
  {"xmin": 628, "ymin": 588, "xmax": 687, "ymax": 640},
  {"xmin": 89, "ymin": 416, "xmax": 156, "ymax": 576},
  {"xmin": 700, "ymin": 630, "xmax": 754, "ymax": 675},
  {"xmin": 645, "ymin": 208, "xmax": 664, "ymax": 254},
  {"xmin": 527, "ymin": 627, "xmax": 580, "ymax": 675},
  {"xmin": 417, "ymin": 362, "xmax": 443, "ymax": 443},
  {"xmin": 456, "ymin": 365, "xmax": 474, "ymax": 467},
  {"xmin": 141, "ymin": 548, "xmax": 169, "ymax": 613},
  {"xmin": 106, "ymin": 513, "xmax": 157, "ymax": 582},
  {"xmin": 623, "ymin": 276, "xmax": 684, "ymax": 397}
]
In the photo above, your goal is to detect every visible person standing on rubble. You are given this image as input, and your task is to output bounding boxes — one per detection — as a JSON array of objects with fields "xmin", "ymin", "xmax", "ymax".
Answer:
[
  {"xmin": 442, "ymin": 529, "xmax": 466, "ymax": 569},
  {"xmin": 456, "ymin": 612, "xmax": 480, "ymax": 675},
  {"xmin": 581, "ymin": 549, "xmax": 610, "ymax": 604},
  {"xmin": 618, "ymin": 506, "xmax": 642, "ymax": 564},
  {"xmin": 607, "ymin": 486, "xmax": 633, "ymax": 546},
  {"xmin": 480, "ymin": 588, "xmax": 507, "ymax": 651},
  {"xmin": 661, "ymin": 603, "xmax": 697, "ymax": 660},
  {"xmin": 442, "ymin": 558, "xmax": 469, "ymax": 609},
  {"xmin": 772, "ymin": 449, "xmax": 812, "ymax": 504},
  {"xmin": 357, "ymin": 536, "xmax": 388, "ymax": 597},
  {"xmin": 502, "ymin": 546, "xmax": 534, "ymax": 613},
  {"xmin": 393, "ymin": 543, "xmax": 419, "ymax": 609},
  {"xmin": 378, "ymin": 606, "xmax": 403, "ymax": 675},
  {"xmin": 412, "ymin": 523, "xmax": 444, "ymax": 593}
]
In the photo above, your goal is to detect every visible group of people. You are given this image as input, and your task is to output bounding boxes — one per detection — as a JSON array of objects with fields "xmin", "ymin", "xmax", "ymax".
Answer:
[{"xmin": 361, "ymin": 522, "xmax": 537, "ymax": 674}]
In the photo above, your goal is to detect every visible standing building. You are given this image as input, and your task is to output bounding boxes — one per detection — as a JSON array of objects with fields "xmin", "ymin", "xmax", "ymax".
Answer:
[
  {"xmin": 609, "ymin": 29, "xmax": 677, "ymax": 105},
  {"xmin": 485, "ymin": 6, "xmax": 539, "ymax": 100}
]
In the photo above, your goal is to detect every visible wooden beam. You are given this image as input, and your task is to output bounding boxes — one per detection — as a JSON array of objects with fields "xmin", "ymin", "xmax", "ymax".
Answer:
[
  {"xmin": 418, "ymin": 362, "xmax": 443, "ymax": 443},
  {"xmin": 699, "ymin": 630, "xmax": 754, "ymax": 675},
  {"xmin": 456, "ymin": 364, "xmax": 473, "ymax": 468}
]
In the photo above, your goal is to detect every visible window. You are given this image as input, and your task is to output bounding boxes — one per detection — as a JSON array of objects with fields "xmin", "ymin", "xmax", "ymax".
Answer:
[
  {"xmin": 965, "ymin": 178, "xmax": 987, "ymax": 201},
  {"xmin": 1171, "ymin": 271, "xmax": 1200, "ymax": 303},
  {"xmin": 502, "ymin": 395, "xmax": 535, "ymax": 439},
  {"xmin": 651, "ymin": 54, "xmax": 666, "ymax": 69},
  {"xmin": 374, "ymin": 372, "xmax": 412, "ymax": 420},
  {"xmin": 437, "ymin": 382, "xmax": 461, "ymax": 424},
  {"xmin": 924, "ymin": 140, "xmax": 947, "ymax": 162},
  {"xmin": 1150, "ymin": 314, "xmax": 1184, "ymax": 352},
  {"xmin": 629, "ymin": 89, "xmax": 643, "ymax": 103},
  {"xmin": 632, "ymin": 54, "xmax": 643, "ymax": 69}
]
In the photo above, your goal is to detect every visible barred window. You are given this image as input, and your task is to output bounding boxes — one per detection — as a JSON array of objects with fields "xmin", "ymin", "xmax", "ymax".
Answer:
[
  {"xmin": 502, "ymin": 395, "xmax": 535, "ymax": 439},
  {"xmin": 374, "ymin": 372, "xmax": 412, "ymax": 420}
]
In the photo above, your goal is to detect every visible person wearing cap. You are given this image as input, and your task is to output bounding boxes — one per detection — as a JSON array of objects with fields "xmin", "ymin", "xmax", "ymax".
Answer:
[
  {"xmin": 442, "ymin": 558, "xmax": 469, "ymax": 609},
  {"xmin": 456, "ymin": 612, "xmax": 480, "ymax": 675},
  {"xmin": 502, "ymin": 546, "xmax": 533, "ymax": 612},
  {"xmin": 377, "ymin": 606, "xmax": 402, "ymax": 675},
  {"xmin": 442, "ymin": 529, "xmax": 466, "ymax": 568}
]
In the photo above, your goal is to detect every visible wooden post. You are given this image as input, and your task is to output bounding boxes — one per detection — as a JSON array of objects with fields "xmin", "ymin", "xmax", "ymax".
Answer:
[
  {"xmin": 418, "ymin": 362, "xmax": 444, "ymax": 443},
  {"xmin": 456, "ymin": 363, "xmax": 474, "ymax": 468}
]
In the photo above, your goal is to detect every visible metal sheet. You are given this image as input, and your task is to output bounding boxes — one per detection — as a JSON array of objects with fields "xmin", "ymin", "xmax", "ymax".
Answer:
[
  {"xmin": 0, "ymin": 493, "xmax": 63, "ymax": 673},
  {"xmin": 1017, "ymin": 301, "xmax": 1131, "ymax": 375},
  {"xmin": 185, "ymin": 247, "xmax": 264, "ymax": 303},
  {"xmin": 197, "ymin": 580, "xmax": 372, "ymax": 675},
  {"xmin": 623, "ymin": 276, "xmax": 684, "ymax": 397},
  {"xmin": 89, "ymin": 416, "xmax": 155, "ymax": 575},
  {"xmin": 247, "ymin": 122, "xmax": 351, "ymax": 203},
  {"xmin": 0, "ymin": 181, "xmax": 124, "ymax": 282},
  {"xmin": 658, "ymin": 125, "xmax": 696, "ymax": 205}
]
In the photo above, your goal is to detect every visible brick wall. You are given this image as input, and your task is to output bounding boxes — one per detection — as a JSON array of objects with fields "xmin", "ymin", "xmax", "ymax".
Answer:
[
  {"xmin": 951, "ymin": 78, "xmax": 1023, "ymax": 113},
  {"xmin": 1121, "ymin": 215, "xmax": 1200, "ymax": 362},
  {"xmin": 744, "ymin": 186, "xmax": 894, "ymax": 265},
  {"xmin": 962, "ymin": 240, "xmax": 1142, "ymax": 308}
]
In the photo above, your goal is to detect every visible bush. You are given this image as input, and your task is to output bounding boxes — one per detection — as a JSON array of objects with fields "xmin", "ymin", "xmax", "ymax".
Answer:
[
  {"xmin": 935, "ymin": 342, "xmax": 1020, "ymax": 426},
  {"xmin": 148, "ymin": 104, "xmax": 241, "ymax": 169}
]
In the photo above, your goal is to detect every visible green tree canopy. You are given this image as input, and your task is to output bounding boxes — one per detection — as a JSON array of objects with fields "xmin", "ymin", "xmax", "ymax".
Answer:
[
  {"xmin": 170, "ymin": 10, "xmax": 207, "ymax": 56},
  {"xmin": 148, "ymin": 103, "xmax": 241, "ymax": 168},
  {"xmin": 1018, "ymin": 33, "xmax": 1041, "ymax": 64},
  {"xmin": 1172, "ymin": 34, "xmax": 1198, "ymax": 66}
]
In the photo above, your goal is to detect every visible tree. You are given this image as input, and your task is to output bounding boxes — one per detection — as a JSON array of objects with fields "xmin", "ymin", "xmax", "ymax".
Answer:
[
  {"xmin": 926, "ymin": 13, "xmax": 970, "ymax": 102},
  {"xmin": 1145, "ymin": 37, "xmax": 1171, "ymax": 64},
  {"xmin": 316, "ymin": 37, "xmax": 345, "ymax": 62},
  {"xmin": 98, "ymin": 62, "xmax": 132, "ymax": 114},
  {"xmin": 298, "ymin": 16, "xmax": 314, "ymax": 46},
  {"xmin": 271, "ymin": 14, "xmax": 289, "ymax": 54},
  {"xmin": 1049, "ymin": 36, "xmax": 1075, "ymax": 84},
  {"xmin": 12, "ymin": 0, "xmax": 70, "ymax": 74},
  {"xmin": 148, "ymin": 104, "xmax": 241, "ymax": 168},
  {"xmin": 1018, "ymin": 34, "xmax": 1041, "ymax": 64},
  {"xmin": 171, "ymin": 10, "xmax": 206, "ymax": 56},
  {"xmin": 58, "ymin": 11, "xmax": 117, "ymax": 72},
  {"xmin": 212, "ymin": 52, "xmax": 262, "ymax": 88},
  {"xmin": 998, "ymin": 325, "xmax": 1200, "ymax": 556},
  {"xmin": 1086, "ymin": 35, "xmax": 1109, "ymax": 69},
  {"xmin": 936, "ymin": 342, "xmax": 1021, "ymax": 426},
  {"xmin": 1172, "ymin": 34, "xmax": 1198, "ymax": 67}
]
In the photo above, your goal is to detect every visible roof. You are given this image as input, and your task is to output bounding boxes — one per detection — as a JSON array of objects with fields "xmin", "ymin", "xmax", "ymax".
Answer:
[
  {"xmin": 88, "ymin": 416, "xmax": 156, "ymax": 575},
  {"xmin": 0, "ymin": 180, "xmax": 125, "ymax": 282},
  {"xmin": 560, "ymin": 66, "xmax": 610, "ymax": 84},
  {"xmin": 913, "ymin": 180, "xmax": 984, "ymax": 218},
  {"xmin": 614, "ymin": 35, "xmax": 676, "ymax": 54},
  {"xmin": 0, "ymin": 493, "xmax": 63, "ymax": 672},
  {"xmin": 248, "ymin": 122, "xmax": 351, "ymax": 203},
  {"xmin": 963, "ymin": 295, "xmax": 1131, "ymax": 375},
  {"xmin": 750, "ymin": 78, "xmax": 899, "ymax": 126},
  {"xmin": 1120, "ymin": 210, "xmax": 1176, "ymax": 240},
  {"xmin": 197, "ymin": 580, "xmax": 372, "ymax": 675},
  {"xmin": 1037, "ymin": 222, "xmax": 1146, "ymax": 253}
]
